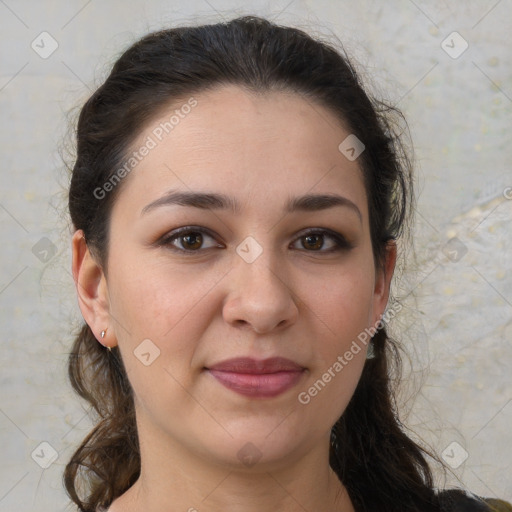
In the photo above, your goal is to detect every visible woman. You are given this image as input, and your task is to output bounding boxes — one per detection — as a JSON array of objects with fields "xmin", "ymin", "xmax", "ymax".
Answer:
[{"xmin": 65, "ymin": 15, "xmax": 512, "ymax": 512}]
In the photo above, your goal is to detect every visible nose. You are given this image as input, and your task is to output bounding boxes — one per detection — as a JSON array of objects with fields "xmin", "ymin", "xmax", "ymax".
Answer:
[{"xmin": 222, "ymin": 250, "xmax": 299, "ymax": 334}]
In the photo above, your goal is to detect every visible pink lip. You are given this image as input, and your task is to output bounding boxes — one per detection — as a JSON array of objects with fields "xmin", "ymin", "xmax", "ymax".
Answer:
[{"xmin": 206, "ymin": 357, "xmax": 306, "ymax": 398}]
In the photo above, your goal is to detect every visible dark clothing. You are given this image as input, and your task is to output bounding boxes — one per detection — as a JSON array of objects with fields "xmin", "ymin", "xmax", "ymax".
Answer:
[
  {"xmin": 96, "ymin": 489, "xmax": 512, "ymax": 511},
  {"xmin": 439, "ymin": 489, "xmax": 512, "ymax": 511}
]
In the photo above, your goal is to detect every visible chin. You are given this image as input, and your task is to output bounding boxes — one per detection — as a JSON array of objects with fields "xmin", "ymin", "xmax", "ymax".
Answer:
[{"xmin": 198, "ymin": 422, "xmax": 315, "ymax": 472}]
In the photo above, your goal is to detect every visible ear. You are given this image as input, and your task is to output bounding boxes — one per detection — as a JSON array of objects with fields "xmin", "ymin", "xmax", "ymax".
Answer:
[
  {"xmin": 371, "ymin": 240, "xmax": 397, "ymax": 325},
  {"xmin": 71, "ymin": 230, "xmax": 116, "ymax": 349}
]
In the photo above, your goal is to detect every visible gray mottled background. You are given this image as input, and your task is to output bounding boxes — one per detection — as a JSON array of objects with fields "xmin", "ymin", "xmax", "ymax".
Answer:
[{"xmin": 0, "ymin": 1, "xmax": 511, "ymax": 510}]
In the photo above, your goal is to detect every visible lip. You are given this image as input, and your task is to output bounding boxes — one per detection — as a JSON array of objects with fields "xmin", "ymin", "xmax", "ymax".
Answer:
[{"xmin": 205, "ymin": 357, "xmax": 306, "ymax": 398}]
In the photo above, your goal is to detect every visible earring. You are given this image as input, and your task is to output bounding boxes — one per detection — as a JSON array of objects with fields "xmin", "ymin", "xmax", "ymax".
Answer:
[
  {"xmin": 100, "ymin": 329, "xmax": 111, "ymax": 351},
  {"xmin": 330, "ymin": 429, "xmax": 337, "ymax": 447},
  {"xmin": 366, "ymin": 339, "xmax": 376, "ymax": 359}
]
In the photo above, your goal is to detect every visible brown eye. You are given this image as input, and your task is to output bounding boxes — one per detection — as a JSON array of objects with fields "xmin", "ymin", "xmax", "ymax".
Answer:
[
  {"xmin": 180, "ymin": 232, "xmax": 203, "ymax": 250},
  {"xmin": 292, "ymin": 229, "xmax": 352, "ymax": 253},
  {"xmin": 159, "ymin": 227, "xmax": 222, "ymax": 253},
  {"xmin": 302, "ymin": 234, "xmax": 324, "ymax": 250},
  {"xmin": 158, "ymin": 227, "xmax": 351, "ymax": 255}
]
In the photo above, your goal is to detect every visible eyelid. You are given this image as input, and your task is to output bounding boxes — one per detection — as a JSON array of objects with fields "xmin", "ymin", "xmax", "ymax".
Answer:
[
  {"xmin": 291, "ymin": 227, "xmax": 353, "ymax": 251},
  {"xmin": 157, "ymin": 226, "xmax": 353, "ymax": 253},
  {"xmin": 157, "ymin": 225, "xmax": 223, "ymax": 252}
]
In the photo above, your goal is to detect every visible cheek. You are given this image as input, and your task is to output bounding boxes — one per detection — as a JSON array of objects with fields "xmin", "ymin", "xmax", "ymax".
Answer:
[
  {"xmin": 107, "ymin": 264, "xmax": 215, "ymax": 411},
  {"xmin": 108, "ymin": 259, "xmax": 223, "ymax": 341},
  {"xmin": 306, "ymin": 265, "xmax": 375, "ymax": 353},
  {"xmin": 295, "ymin": 263, "xmax": 374, "ymax": 420},
  {"xmin": 107, "ymin": 258, "xmax": 230, "ymax": 401}
]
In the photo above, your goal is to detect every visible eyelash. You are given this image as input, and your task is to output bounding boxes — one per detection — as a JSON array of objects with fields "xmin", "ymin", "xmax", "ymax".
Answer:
[{"xmin": 157, "ymin": 226, "xmax": 353, "ymax": 254}]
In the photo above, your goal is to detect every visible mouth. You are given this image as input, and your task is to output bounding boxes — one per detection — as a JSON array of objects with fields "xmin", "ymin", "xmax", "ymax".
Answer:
[{"xmin": 205, "ymin": 357, "xmax": 306, "ymax": 398}]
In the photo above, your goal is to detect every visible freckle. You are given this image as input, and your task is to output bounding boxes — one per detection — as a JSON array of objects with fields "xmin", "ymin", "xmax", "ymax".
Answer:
[{"xmin": 488, "ymin": 57, "xmax": 499, "ymax": 66}]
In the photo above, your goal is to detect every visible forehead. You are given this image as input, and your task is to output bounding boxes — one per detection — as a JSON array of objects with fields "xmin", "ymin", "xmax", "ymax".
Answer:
[{"xmin": 114, "ymin": 84, "xmax": 367, "ymax": 216}]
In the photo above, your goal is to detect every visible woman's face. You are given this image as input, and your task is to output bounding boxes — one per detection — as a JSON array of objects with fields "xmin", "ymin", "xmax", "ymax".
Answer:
[{"xmin": 78, "ymin": 85, "xmax": 394, "ymax": 470}]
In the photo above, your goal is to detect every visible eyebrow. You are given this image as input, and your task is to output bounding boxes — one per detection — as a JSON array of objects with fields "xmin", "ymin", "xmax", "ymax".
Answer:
[{"xmin": 140, "ymin": 190, "xmax": 362, "ymax": 222}]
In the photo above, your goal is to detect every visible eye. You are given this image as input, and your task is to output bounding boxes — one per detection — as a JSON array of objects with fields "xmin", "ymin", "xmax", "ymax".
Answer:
[
  {"xmin": 291, "ymin": 229, "xmax": 352, "ymax": 252},
  {"xmin": 157, "ymin": 226, "xmax": 352, "ymax": 254},
  {"xmin": 158, "ymin": 226, "xmax": 223, "ymax": 253}
]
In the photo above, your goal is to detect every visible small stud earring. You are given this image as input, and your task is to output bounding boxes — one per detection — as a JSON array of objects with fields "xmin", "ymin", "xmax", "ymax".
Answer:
[
  {"xmin": 100, "ymin": 329, "xmax": 111, "ymax": 351},
  {"xmin": 366, "ymin": 339, "xmax": 376, "ymax": 359}
]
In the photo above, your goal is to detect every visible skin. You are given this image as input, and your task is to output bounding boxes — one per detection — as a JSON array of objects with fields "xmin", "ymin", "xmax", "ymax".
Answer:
[{"xmin": 72, "ymin": 84, "xmax": 396, "ymax": 512}]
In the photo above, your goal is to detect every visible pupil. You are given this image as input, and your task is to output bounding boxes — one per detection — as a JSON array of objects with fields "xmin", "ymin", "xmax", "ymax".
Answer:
[
  {"xmin": 305, "ymin": 235, "xmax": 322, "ymax": 250},
  {"xmin": 184, "ymin": 233, "xmax": 202, "ymax": 249}
]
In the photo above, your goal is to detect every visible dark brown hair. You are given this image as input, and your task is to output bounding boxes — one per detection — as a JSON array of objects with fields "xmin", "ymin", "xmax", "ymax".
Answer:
[{"xmin": 65, "ymin": 15, "xmax": 445, "ymax": 512}]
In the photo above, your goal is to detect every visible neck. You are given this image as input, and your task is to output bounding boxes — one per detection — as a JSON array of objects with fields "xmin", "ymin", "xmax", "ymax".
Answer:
[{"xmin": 109, "ymin": 415, "xmax": 354, "ymax": 512}]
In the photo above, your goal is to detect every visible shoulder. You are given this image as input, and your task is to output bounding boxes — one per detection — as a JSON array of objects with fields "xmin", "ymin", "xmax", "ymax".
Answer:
[{"xmin": 438, "ymin": 489, "xmax": 512, "ymax": 511}]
